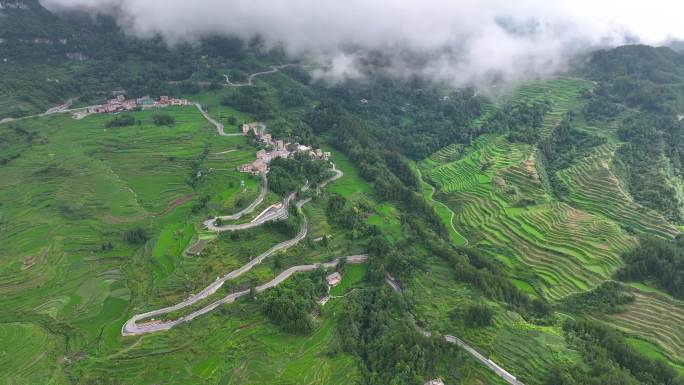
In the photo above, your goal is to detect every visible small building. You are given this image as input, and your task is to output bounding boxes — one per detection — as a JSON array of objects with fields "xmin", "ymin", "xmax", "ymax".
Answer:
[
  {"xmin": 170, "ymin": 98, "xmax": 189, "ymax": 106},
  {"xmin": 242, "ymin": 124, "xmax": 250, "ymax": 134},
  {"xmin": 88, "ymin": 105, "xmax": 104, "ymax": 114},
  {"xmin": 136, "ymin": 96, "xmax": 155, "ymax": 107},
  {"xmin": 314, "ymin": 148, "xmax": 323, "ymax": 158},
  {"xmin": 360, "ymin": 98, "xmax": 369, "ymax": 104},
  {"xmin": 160, "ymin": 95, "xmax": 169, "ymax": 104},
  {"xmin": 424, "ymin": 379, "xmax": 445, "ymax": 385},
  {"xmin": 252, "ymin": 160, "xmax": 268, "ymax": 174},
  {"xmin": 275, "ymin": 140, "xmax": 285, "ymax": 150},
  {"xmin": 237, "ymin": 164, "xmax": 253, "ymax": 173},
  {"xmin": 271, "ymin": 150, "xmax": 289, "ymax": 160},
  {"xmin": 116, "ymin": 94, "xmax": 126, "ymax": 102},
  {"xmin": 297, "ymin": 144, "xmax": 312, "ymax": 153},
  {"xmin": 256, "ymin": 149, "xmax": 267, "ymax": 159},
  {"xmin": 323, "ymin": 152, "xmax": 331, "ymax": 161},
  {"xmin": 261, "ymin": 133, "xmax": 272, "ymax": 143},
  {"xmin": 326, "ymin": 272, "xmax": 342, "ymax": 287}
]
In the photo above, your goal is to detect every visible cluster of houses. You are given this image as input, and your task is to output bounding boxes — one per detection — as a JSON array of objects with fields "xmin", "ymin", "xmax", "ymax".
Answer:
[
  {"xmin": 238, "ymin": 122, "xmax": 331, "ymax": 175},
  {"xmin": 87, "ymin": 95, "xmax": 190, "ymax": 114}
]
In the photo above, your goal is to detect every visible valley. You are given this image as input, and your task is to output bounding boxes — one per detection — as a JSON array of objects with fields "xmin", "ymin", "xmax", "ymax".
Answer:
[{"xmin": 3, "ymin": 2, "xmax": 684, "ymax": 384}]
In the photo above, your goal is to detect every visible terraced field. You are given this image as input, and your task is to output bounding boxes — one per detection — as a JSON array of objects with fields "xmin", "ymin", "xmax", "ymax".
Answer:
[
  {"xmin": 453, "ymin": 194, "xmax": 632, "ymax": 298},
  {"xmin": 405, "ymin": 256, "xmax": 582, "ymax": 384},
  {"xmin": 596, "ymin": 287, "xmax": 684, "ymax": 365},
  {"xmin": 0, "ymin": 323, "xmax": 67, "ymax": 384},
  {"xmin": 429, "ymin": 143, "xmax": 465, "ymax": 164},
  {"xmin": 416, "ymin": 76, "xmax": 684, "ymax": 381},
  {"xmin": 0, "ymin": 106, "xmax": 375, "ymax": 384},
  {"xmin": 427, "ymin": 133, "xmax": 634, "ymax": 300},
  {"xmin": 431, "ymin": 135, "xmax": 530, "ymax": 193},
  {"xmin": 502, "ymin": 77, "xmax": 592, "ymax": 140},
  {"xmin": 557, "ymin": 144, "xmax": 679, "ymax": 238}
]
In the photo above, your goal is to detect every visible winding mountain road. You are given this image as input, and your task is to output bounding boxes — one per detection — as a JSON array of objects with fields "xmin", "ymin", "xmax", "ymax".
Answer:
[
  {"xmin": 193, "ymin": 102, "xmax": 244, "ymax": 136},
  {"xmin": 223, "ymin": 64, "xmax": 300, "ymax": 87},
  {"xmin": 123, "ymin": 254, "xmax": 367, "ymax": 335},
  {"xmin": 122, "ymin": 165, "xmax": 345, "ymax": 336},
  {"xmin": 384, "ymin": 274, "xmax": 523, "ymax": 385},
  {"xmin": 205, "ymin": 173, "xmax": 268, "ymax": 225},
  {"xmin": 204, "ymin": 190, "xmax": 296, "ymax": 232},
  {"xmin": 0, "ymin": 98, "xmax": 82, "ymax": 125}
]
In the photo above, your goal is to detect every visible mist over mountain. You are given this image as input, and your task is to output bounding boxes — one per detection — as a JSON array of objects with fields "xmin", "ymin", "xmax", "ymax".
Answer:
[{"xmin": 39, "ymin": 0, "xmax": 684, "ymax": 87}]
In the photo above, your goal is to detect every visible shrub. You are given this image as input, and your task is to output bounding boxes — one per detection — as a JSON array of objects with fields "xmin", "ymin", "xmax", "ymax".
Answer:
[
  {"xmin": 124, "ymin": 227, "xmax": 149, "ymax": 245},
  {"xmin": 106, "ymin": 114, "xmax": 135, "ymax": 128},
  {"xmin": 463, "ymin": 303, "xmax": 493, "ymax": 327},
  {"xmin": 152, "ymin": 114, "xmax": 175, "ymax": 126}
]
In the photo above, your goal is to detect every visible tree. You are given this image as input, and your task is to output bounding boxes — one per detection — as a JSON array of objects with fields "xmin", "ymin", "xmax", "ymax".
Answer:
[
  {"xmin": 152, "ymin": 114, "xmax": 175, "ymax": 126},
  {"xmin": 123, "ymin": 227, "xmax": 149, "ymax": 245},
  {"xmin": 463, "ymin": 304, "xmax": 493, "ymax": 327},
  {"xmin": 106, "ymin": 114, "xmax": 135, "ymax": 128}
]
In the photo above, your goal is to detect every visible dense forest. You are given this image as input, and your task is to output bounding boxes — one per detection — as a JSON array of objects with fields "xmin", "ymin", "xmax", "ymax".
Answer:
[
  {"xmin": 585, "ymin": 45, "xmax": 684, "ymax": 222},
  {"xmin": 266, "ymin": 152, "xmax": 332, "ymax": 195},
  {"xmin": 617, "ymin": 236, "xmax": 684, "ymax": 298},
  {"xmin": 547, "ymin": 319, "xmax": 683, "ymax": 385},
  {"xmin": 259, "ymin": 269, "xmax": 328, "ymax": 334},
  {"xmin": 0, "ymin": 0, "xmax": 286, "ymax": 119}
]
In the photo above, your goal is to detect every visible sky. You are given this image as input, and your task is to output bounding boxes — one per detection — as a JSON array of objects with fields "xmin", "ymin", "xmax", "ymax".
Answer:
[{"xmin": 40, "ymin": 0, "xmax": 684, "ymax": 88}]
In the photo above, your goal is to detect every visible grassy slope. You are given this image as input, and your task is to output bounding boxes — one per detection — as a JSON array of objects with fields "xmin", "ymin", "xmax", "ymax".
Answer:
[
  {"xmin": 0, "ymin": 56, "xmax": 525, "ymax": 385},
  {"xmin": 0, "ymin": 107, "xmax": 369, "ymax": 384}
]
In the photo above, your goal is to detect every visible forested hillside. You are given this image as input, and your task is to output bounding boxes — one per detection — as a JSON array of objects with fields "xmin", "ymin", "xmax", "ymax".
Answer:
[
  {"xmin": 0, "ymin": 0, "xmax": 285, "ymax": 119},
  {"xmin": 585, "ymin": 45, "xmax": 684, "ymax": 221},
  {"xmin": 4, "ymin": 2, "xmax": 684, "ymax": 385}
]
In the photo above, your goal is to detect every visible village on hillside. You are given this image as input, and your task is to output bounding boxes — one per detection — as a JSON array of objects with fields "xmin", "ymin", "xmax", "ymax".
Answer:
[
  {"xmin": 238, "ymin": 122, "xmax": 331, "ymax": 175},
  {"xmin": 71, "ymin": 92, "xmax": 329, "ymax": 175},
  {"xmin": 86, "ymin": 94, "xmax": 190, "ymax": 114}
]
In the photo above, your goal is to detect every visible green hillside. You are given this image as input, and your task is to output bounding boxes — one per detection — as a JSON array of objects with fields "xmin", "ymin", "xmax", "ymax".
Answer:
[{"xmin": 5, "ymin": 3, "xmax": 684, "ymax": 385}]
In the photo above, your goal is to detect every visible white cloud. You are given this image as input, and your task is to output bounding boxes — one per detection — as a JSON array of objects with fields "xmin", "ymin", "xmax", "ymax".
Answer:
[{"xmin": 39, "ymin": 0, "xmax": 684, "ymax": 87}]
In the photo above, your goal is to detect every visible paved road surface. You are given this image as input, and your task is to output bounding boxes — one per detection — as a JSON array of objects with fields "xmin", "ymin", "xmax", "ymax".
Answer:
[
  {"xmin": 385, "ymin": 275, "xmax": 524, "ymax": 385},
  {"xmin": 204, "ymin": 164, "xmax": 340, "ymax": 232},
  {"xmin": 123, "ymin": 254, "xmax": 367, "ymax": 335},
  {"xmin": 223, "ymin": 64, "xmax": 299, "ymax": 87},
  {"xmin": 0, "ymin": 98, "xmax": 84, "ymax": 125},
  {"xmin": 204, "ymin": 190, "xmax": 296, "ymax": 232},
  {"xmin": 123, "ymin": 166, "xmax": 346, "ymax": 335},
  {"xmin": 204, "ymin": 173, "xmax": 268, "ymax": 225},
  {"xmin": 193, "ymin": 102, "xmax": 244, "ymax": 136},
  {"xmin": 444, "ymin": 335, "xmax": 524, "ymax": 385}
]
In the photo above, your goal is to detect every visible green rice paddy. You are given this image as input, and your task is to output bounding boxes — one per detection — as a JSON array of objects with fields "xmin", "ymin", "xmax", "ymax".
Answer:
[
  {"xmin": 0, "ymin": 106, "xmax": 377, "ymax": 384},
  {"xmin": 415, "ymin": 77, "xmax": 684, "ymax": 381}
]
